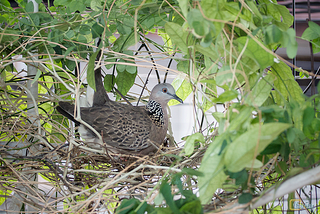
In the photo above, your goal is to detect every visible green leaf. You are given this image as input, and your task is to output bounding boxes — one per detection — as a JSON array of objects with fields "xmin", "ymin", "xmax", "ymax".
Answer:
[
  {"xmin": 116, "ymin": 59, "xmax": 126, "ymax": 73},
  {"xmin": 285, "ymin": 28, "xmax": 298, "ymax": 59},
  {"xmin": 160, "ymin": 181, "xmax": 180, "ymax": 214},
  {"xmin": 198, "ymin": 134, "xmax": 227, "ymax": 204},
  {"xmin": 245, "ymin": 74, "xmax": 274, "ymax": 106},
  {"xmin": 307, "ymin": 21, "xmax": 320, "ymax": 34},
  {"xmin": 65, "ymin": 59, "xmax": 76, "ymax": 71},
  {"xmin": 126, "ymin": 64, "xmax": 137, "ymax": 74},
  {"xmin": 177, "ymin": 0, "xmax": 188, "ymax": 18},
  {"xmin": 200, "ymin": 32, "xmax": 213, "ymax": 47},
  {"xmin": 68, "ymin": 0, "xmax": 86, "ymax": 13},
  {"xmin": 228, "ymin": 169, "xmax": 248, "ymax": 185},
  {"xmin": 200, "ymin": 164, "xmax": 226, "ymax": 205},
  {"xmin": 195, "ymin": 44, "xmax": 219, "ymax": 60},
  {"xmin": 168, "ymin": 76, "xmax": 192, "ymax": 106},
  {"xmin": 287, "ymin": 128, "xmax": 296, "ymax": 144},
  {"xmin": 87, "ymin": 48, "xmax": 100, "ymax": 92},
  {"xmin": 275, "ymin": 4, "xmax": 293, "ymax": 28},
  {"xmin": 165, "ymin": 22, "xmax": 192, "ymax": 53},
  {"xmin": 238, "ymin": 193, "xmax": 253, "ymax": 204},
  {"xmin": 227, "ymin": 107, "xmax": 252, "ymax": 132},
  {"xmin": 79, "ymin": 25, "xmax": 91, "ymax": 35},
  {"xmin": 54, "ymin": 0, "xmax": 65, "ymax": 6},
  {"xmin": 30, "ymin": 14, "xmax": 39, "ymax": 26},
  {"xmin": 115, "ymin": 198, "xmax": 139, "ymax": 214},
  {"xmin": 154, "ymin": 207, "xmax": 172, "ymax": 214},
  {"xmin": 105, "ymin": 55, "xmax": 117, "ymax": 70},
  {"xmin": 275, "ymin": 160, "xmax": 287, "ymax": 174},
  {"xmin": 104, "ymin": 74, "xmax": 115, "ymax": 92},
  {"xmin": 0, "ymin": 29, "xmax": 20, "ymax": 44},
  {"xmin": 172, "ymin": 174, "xmax": 183, "ymax": 193},
  {"xmin": 90, "ymin": 0, "xmax": 101, "ymax": 11},
  {"xmin": 312, "ymin": 37, "xmax": 320, "ymax": 53},
  {"xmin": 181, "ymin": 168, "xmax": 204, "ymax": 177},
  {"xmin": 215, "ymin": 66, "xmax": 233, "ymax": 87},
  {"xmin": 135, "ymin": 201, "xmax": 148, "ymax": 214},
  {"xmin": 303, "ymin": 106, "xmax": 315, "ymax": 127},
  {"xmin": 244, "ymin": 159, "xmax": 263, "ymax": 169},
  {"xmin": 261, "ymin": 141, "xmax": 281, "ymax": 155},
  {"xmin": 179, "ymin": 200, "xmax": 202, "ymax": 214},
  {"xmin": 237, "ymin": 37, "xmax": 274, "ymax": 69},
  {"xmin": 25, "ymin": 1, "xmax": 34, "ymax": 12},
  {"xmin": 187, "ymin": 9, "xmax": 209, "ymax": 37},
  {"xmin": 302, "ymin": 27, "xmax": 319, "ymax": 41},
  {"xmin": 92, "ymin": 22, "xmax": 104, "ymax": 38},
  {"xmin": 117, "ymin": 21, "xmax": 132, "ymax": 35},
  {"xmin": 265, "ymin": 25, "xmax": 282, "ymax": 44},
  {"xmin": 299, "ymin": 154, "xmax": 309, "ymax": 167},
  {"xmin": 272, "ymin": 61, "xmax": 304, "ymax": 105},
  {"xmin": 213, "ymin": 89, "xmax": 238, "ymax": 103},
  {"xmin": 154, "ymin": 193, "xmax": 164, "ymax": 206},
  {"xmin": 20, "ymin": 17, "xmax": 31, "ymax": 26},
  {"xmin": 64, "ymin": 46, "xmax": 76, "ymax": 59},
  {"xmin": 201, "ymin": 0, "xmax": 226, "ymax": 20},
  {"xmin": 202, "ymin": 85, "xmax": 217, "ymax": 112},
  {"xmin": 288, "ymin": 101, "xmax": 304, "ymax": 131},
  {"xmin": 246, "ymin": 0, "xmax": 262, "ymax": 20},
  {"xmin": 115, "ymin": 70, "xmax": 137, "ymax": 97},
  {"xmin": 200, "ymin": 0, "xmax": 225, "ymax": 36},
  {"xmin": 48, "ymin": 29, "xmax": 64, "ymax": 45},
  {"xmin": 112, "ymin": 34, "xmax": 136, "ymax": 52},
  {"xmin": 177, "ymin": 60, "xmax": 189, "ymax": 74},
  {"xmin": 224, "ymin": 2, "xmax": 252, "ymax": 22},
  {"xmin": 302, "ymin": 21, "xmax": 320, "ymax": 41},
  {"xmin": 264, "ymin": 1, "xmax": 293, "ymax": 30},
  {"xmin": 184, "ymin": 133, "xmax": 205, "ymax": 156},
  {"xmin": 224, "ymin": 123, "xmax": 292, "ymax": 172},
  {"xmin": 30, "ymin": 69, "xmax": 41, "ymax": 86},
  {"xmin": 218, "ymin": 140, "xmax": 227, "ymax": 155},
  {"xmin": 0, "ymin": 188, "xmax": 12, "ymax": 206},
  {"xmin": 0, "ymin": 0, "xmax": 11, "ymax": 8}
]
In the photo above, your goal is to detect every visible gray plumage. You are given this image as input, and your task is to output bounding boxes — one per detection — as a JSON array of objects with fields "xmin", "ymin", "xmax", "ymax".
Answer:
[
  {"xmin": 92, "ymin": 68, "xmax": 110, "ymax": 106},
  {"xmin": 57, "ymin": 83, "xmax": 183, "ymax": 155}
]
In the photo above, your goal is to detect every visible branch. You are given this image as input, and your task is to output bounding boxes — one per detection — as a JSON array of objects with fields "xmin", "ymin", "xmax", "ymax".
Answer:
[
  {"xmin": 222, "ymin": 166, "xmax": 320, "ymax": 213},
  {"xmin": 251, "ymin": 166, "xmax": 320, "ymax": 209}
]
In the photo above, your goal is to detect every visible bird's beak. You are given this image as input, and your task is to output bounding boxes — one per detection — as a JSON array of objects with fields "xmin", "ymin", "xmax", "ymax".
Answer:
[{"xmin": 172, "ymin": 94, "xmax": 183, "ymax": 104}]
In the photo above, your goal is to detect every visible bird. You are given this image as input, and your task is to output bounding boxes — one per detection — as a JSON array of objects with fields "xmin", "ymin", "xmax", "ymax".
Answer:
[
  {"xmin": 56, "ymin": 83, "xmax": 183, "ymax": 155},
  {"xmin": 92, "ymin": 67, "xmax": 110, "ymax": 106}
]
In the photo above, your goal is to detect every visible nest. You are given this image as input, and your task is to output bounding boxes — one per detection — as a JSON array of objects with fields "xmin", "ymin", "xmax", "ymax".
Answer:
[{"xmin": 0, "ymin": 134, "xmax": 205, "ymax": 212}]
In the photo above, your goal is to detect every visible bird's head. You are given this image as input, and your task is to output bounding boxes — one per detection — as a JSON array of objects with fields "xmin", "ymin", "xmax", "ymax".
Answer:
[{"xmin": 150, "ymin": 83, "xmax": 183, "ymax": 104}]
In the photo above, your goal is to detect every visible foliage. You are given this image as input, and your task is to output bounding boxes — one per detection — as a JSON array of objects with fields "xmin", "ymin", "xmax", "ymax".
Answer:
[
  {"xmin": 116, "ymin": 172, "xmax": 203, "ymax": 214},
  {"xmin": 0, "ymin": 0, "xmax": 320, "ymax": 213}
]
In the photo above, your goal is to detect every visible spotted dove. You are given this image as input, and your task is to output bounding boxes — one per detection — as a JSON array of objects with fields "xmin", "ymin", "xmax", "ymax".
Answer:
[{"xmin": 57, "ymin": 83, "xmax": 183, "ymax": 155}]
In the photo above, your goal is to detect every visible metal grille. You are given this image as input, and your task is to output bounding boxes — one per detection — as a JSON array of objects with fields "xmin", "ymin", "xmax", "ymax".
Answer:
[{"xmin": 278, "ymin": 0, "xmax": 320, "ymax": 96}]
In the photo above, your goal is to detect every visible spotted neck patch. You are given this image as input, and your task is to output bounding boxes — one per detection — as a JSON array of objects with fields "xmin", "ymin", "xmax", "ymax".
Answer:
[{"xmin": 146, "ymin": 100, "xmax": 164, "ymax": 127}]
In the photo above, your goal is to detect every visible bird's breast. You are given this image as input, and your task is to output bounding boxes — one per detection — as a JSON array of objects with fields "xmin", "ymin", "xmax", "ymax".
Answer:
[{"xmin": 145, "ymin": 100, "xmax": 165, "ymax": 128}]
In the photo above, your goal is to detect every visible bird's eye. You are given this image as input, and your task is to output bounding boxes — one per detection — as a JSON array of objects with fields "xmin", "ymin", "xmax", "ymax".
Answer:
[{"xmin": 162, "ymin": 88, "xmax": 167, "ymax": 93}]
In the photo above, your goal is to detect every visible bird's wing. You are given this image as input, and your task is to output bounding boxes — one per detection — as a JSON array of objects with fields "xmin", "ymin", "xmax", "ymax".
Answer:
[{"xmin": 80, "ymin": 102, "xmax": 153, "ymax": 151}]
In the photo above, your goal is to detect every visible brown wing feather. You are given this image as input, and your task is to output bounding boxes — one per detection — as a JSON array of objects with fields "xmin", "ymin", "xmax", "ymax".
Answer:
[{"xmin": 79, "ymin": 102, "xmax": 153, "ymax": 151}]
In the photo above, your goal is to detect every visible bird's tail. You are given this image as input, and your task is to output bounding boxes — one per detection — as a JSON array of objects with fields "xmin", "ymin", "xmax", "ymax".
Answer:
[
  {"xmin": 56, "ymin": 102, "xmax": 81, "ymax": 126},
  {"xmin": 92, "ymin": 66, "xmax": 110, "ymax": 106},
  {"xmin": 92, "ymin": 39, "xmax": 110, "ymax": 106}
]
